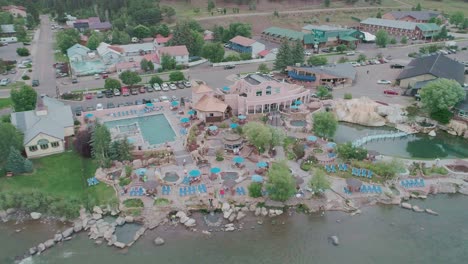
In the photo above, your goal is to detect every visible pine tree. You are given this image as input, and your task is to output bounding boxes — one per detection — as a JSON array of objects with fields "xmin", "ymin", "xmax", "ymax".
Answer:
[
  {"xmin": 6, "ymin": 146, "xmax": 26, "ymax": 174},
  {"xmin": 291, "ymin": 40, "xmax": 305, "ymax": 65},
  {"xmin": 118, "ymin": 137, "xmax": 133, "ymax": 161},
  {"xmin": 274, "ymin": 40, "xmax": 293, "ymax": 71}
]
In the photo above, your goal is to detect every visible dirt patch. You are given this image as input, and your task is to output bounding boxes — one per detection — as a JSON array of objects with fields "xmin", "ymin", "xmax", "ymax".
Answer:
[{"xmin": 447, "ymin": 165, "xmax": 468, "ymax": 173}]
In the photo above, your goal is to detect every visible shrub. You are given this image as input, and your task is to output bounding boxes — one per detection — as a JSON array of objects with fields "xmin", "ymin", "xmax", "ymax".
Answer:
[
  {"xmin": 154, "ymin": 198, "xmax": 170, "ymax": 206},
  {"xmin": 292, "ymin": 142, "xmax": 305, "ymax": 160},
  {"xmin": 119, "ymin": 177, "xmax": 132, "ymax": 186},
  {"xmin": 16, "ymin": 47, "xmax": 30, "ymax": 56},
  {"xmin": 248, "ymin": 182, "xmax": 263, "ymax": 198},
  {"xmin": 344, "ymin": 93, "xmax": 352, "ymax": 99},
  {"xmin": 125, "ymin": 165, "xmax": 132, "ymax": 177},
  {"xmin": 22, "ymin": 75, "xmax": 30, "ymax": 80},
  {"xmin": 300, "ymin": 161, "xmax": 313, "ymax": 171},
  {"xmin": 430, "ymin": 109, "xmax": 453, "ymax": 124},
  {"xmin": 123, "ymin": 198, "xmax": 143, "ymax": 207},
  {"xmin": 215, "ymin": 149, "xmax": 224, "ymax": 161}
]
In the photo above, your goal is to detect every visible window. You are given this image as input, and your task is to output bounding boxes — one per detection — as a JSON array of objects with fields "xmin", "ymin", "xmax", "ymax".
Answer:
[
  {"xmin": 40, "ymin": 144, "xmax": 49, "ymax": 150},
  {"xmin": 29, "ymin": 146, "xmax": 38, "ymax": 152},
  {"xmin": 256, "ymin": 90, "xmax": 262, "ymax": 96},
  {"xmin": 51, "ymin": 142, "xmax": 60, "ymax": 148},
  {"xmin": 209, "ymin": 113, "xmax": 214, "ymax": 117},
  {"xmin": 266, "ymin": 86, "xmax": 272, "ymax": 95}
]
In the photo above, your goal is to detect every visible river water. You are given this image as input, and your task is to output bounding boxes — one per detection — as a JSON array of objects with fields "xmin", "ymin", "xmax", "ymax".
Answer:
[{"xmin": 1, "ymin": 195, "xmax": 467, "ymax": 264}]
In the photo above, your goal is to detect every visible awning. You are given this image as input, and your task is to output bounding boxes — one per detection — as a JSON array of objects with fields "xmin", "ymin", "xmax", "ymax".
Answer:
[
  {"xmin": 171, "ymin": 101, "xmax": 179, "ymax": 107},
  {"xmin": 230, "ymin": 123, "xmax": 239, "ymax": 129},
  {"xmin": 307, "ymin": 135, "xmax": 317, "ymax": 142},
  {"xmin": 188, "ymin": 109, "xmax": 195, "ymax": 115}
]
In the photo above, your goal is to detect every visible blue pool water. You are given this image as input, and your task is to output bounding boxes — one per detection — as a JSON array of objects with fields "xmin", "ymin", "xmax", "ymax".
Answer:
[
  {"xmin": 105, "ymin": 114, "xmax": 176, "ymax": 145},
  {"xmin": 70, "ymin": 60, "xmax": 107, "ymax": 75}
]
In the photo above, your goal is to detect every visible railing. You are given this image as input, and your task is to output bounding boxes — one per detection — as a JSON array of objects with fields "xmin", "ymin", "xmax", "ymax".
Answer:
[{"xmin": 352, "ymin": 131, "xmax": 410, "ymax": 147}]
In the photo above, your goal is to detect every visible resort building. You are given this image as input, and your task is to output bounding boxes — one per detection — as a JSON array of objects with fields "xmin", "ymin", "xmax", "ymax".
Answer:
[
  {"xmin": 154, "ymin": 34, "xmax": 173, "ymax": 48},
  {"xmin": 1, "ymin": 5, "xmax": 27, "ymax": 17},
  {"xmin": 286, "ymin": 63, "xmax": 357, "ymax": 87},
  {"xmin": 397, "ymin": 54, "xmax": 465, "ymax": 89},
  {"xmin": 157, "ymin": 45, "xmax": 189, "ymax": 66},
  {"xmin": 192, "ymin": 84, "xmax": 230, "ymax": 123},
  {"xmin": 10, "ymin": 97, "xmax": 74, "ymax": 158},
  {"xmin": 72, "ymin": 17, "xmax": 112, "ymax": 32},
  {"xmin": 261, "ymin": 27, "xmax": 305, "ymax": 45},
  {"xmin": 224, "ymin": 74, "xmax": 311, "ymax": 115},
  {"xmin": 359, "ymin": 18, "xmax": 440, "ymax": 39},
  {"xmin": 229, "ymin": 36, "xmax": 266, "ymax": 58},
  {"xmin": 301, "ymin": 25, "xmax": 364, "ymax": 48},
  {"xmin": 382, "ymin": 11, "xmax": 444, "ymax": 23}
]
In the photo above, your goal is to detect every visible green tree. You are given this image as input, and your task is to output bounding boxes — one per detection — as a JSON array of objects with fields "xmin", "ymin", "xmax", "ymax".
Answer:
[
  {"xmin": 357, "ymin": 54, "xmax": 367, "ymax": 62},
  {"xmin": 150, "ymin": 76, "xmax": 164, "ymax": 86},
  {"xmin": 243, "ymin": 122, "xmax": 272, "ymax": 152},
  {"xmin": 324, "ymin": 0, "xmax": 331, "ymax": 7},
  {"xmin": 269, "ymin": 126, "xmax": 285, "ymax": 148},
  {"xmin": 133, "ymin": 25, "xmax": 151, "ymax": 39},
  {"xmin": 248, "ymin": 182, "xmax": 263, "ymax": 198},
  {"xmin": 390, "ymin": 37, "xmax": 397, "ymax": 44},
  {"xmin": 336, "ymin": 142, "xmax": 368, "ymax": 160},
  {"xmin": 291, "ymin": 40, "xmax": 305, "ymax": 65},
  {"xmin": 119, "ymin": 71, "xmax": 142, "ymax": 88},
  {"xmin": 104, "ymin": 78, "xmax": 122, "ymax": 90},
  {"xmin": 257, "ymin": 63, "xmax": 270, "ymax": 74},
  {"xmin": 0, "ymin": 123, "xmax": 24, "ymax": 165},
  {"xmin": 90, "ymin": 123, "xmax": 111, "ymax": 168},
  {"xmin": 161, "ymin": 54, "xmax": 177, "ymax": 70},
  {"xmin": 266, "ymin": 161, "xmax": 296, "ymax": 202},
  {"xmin": 10, "ymin": 85, "xmax": 37, "ymax": 112},
  {"xmin": 201, "ymin": 43, "xmax": 225, "ymax": 62},
  {"xmin": 208, "ymin": 0, "xmax": 215, "ymax": 12},
  {"xmin": 415, "ymin": 3, "xmax": 422, "ymax": 11},
  {"xmin": 420, "ymin": 78, "xmax": 465, "ymax": 115},
  {"xmin": 307, "ymin": 56, "xmax": 327, "ymax": 66},
  {"xmin": 170, "ymin": 21, "xmax": 204, "ymax": 55},
  {"xmin": 308, "ymin": 169, "xmax": 331, "ymax": 195},
  {"xmin": 450, "ymin": 11, "xmax": 465, "ymax": 28},
  {"xmin": 162, "ymin": 6, "xmax": 176, "ymax": 19},
  {"xmin": 86, "ymin": 34, "xmax": 99, "ymax": 50},
  {"xmin": 140, "ymin": 58, "xmax": 151, "ymax": 72},
  {"xmin": 109, "ymin": 138, "xmax": 132, "ymax": 161},
  {"xmin": 313, "ymin": 111, "xmax": 338, "ymax": 138},
  {"xmin": 435, "ymin": 26, "xmax": 449, "ymax": 40},
  {"xmin": 375, "ymin": 29, "xmax": 389, "ymax": 48},
  {"xmin": 316, "ymin": 86, "xmax": 330, "ymax": 99},
  {"xmin": 5, "ymin": 146, "xmax": 28, "ymax": 174},
  {"xmin": 16, "ymin": 47, "xmax": 30, "ymax": 56},
  {"xmin": 400, "ymin": 36, "xmax": 408, "ymax": 44},
  {"xmin": 56, "ymin": 29, "xmax": 80, "ymax": 54},
  {"xmin": 155, "ymin": 24, "xmax": 170, "ymax": 37},
  {"xmin": 169, "ymin": 71, "xmax": 185, "ymax": 81},
  {"xmin": 376, "ymin": 11, "xmax": 382, "ymax": 18},
  {"xmin": 274, "ymin": 40, "xmax": 293, "ymax": 71}
]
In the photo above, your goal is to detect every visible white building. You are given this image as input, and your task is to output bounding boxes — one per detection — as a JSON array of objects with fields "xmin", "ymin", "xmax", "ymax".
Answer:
[
  {"xmin": 157, "ymin": 45, "xmax": 189, "ymax": 66},
  {"xmin": 229, "ymin": 36, "xmax": 266, "ymax": 59}
]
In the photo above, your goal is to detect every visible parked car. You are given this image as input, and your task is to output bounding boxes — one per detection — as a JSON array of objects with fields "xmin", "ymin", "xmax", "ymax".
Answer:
[
  {"xmin": 183, "ymin": 81, "xmax": 192, "ymax": 88},
  {"xmin": 223, "ymin": 43, "xmax": 231, "ymax": 48},
  {"xmin": 224, "ymin": 65, "xmax": 235, "ymax": 70},
  {"xmin": 121, "ymin": 87, "xmax": 130, "ymax": 96},
  {"xmin": 117, "ymin": 103, "xmax": 125, "ymax": 107},
  {"xmin": 105, "ymin": 90, "xmax": 113, "ymax": 98},
  {"xmin": 176, "ymin": 82, "xmax": 185, "ymax": 89},
  {"xmin": 159, "ymin": 95, "xmax": 170, "ymax": 102},
  {"xmin": 96, "ymin": 91, "xmax": 104, "ymax": 98},
  {"xmin": 161, "ymin": 83, "xmax": 169, "ymax": 91},
  {"xmin": 85, "ymin": 93, "xmax": 93, "ymax": 100},
  {"xmin": 0, "ymin": 78, "xmax": 10, "ymax": 86},
  {"xmin": 9, "ymin": 69, "xmax": 16, "ymax": 74},
  {"xmin": 171, "ymin": 95, "xmax": 179, "ymax": 102},
  {"xmin": 135, "ymin": 99, "xmax": 143, "ymax": 105},
  {"xmin": 145, "ymin": 85, "xmax": 154, "ymax": 92},
  {"xmin": 169, "ymin": 83, "xmax": 177, "ymax": 90},
  {"xmin": 321, "ymin": 48, "xmax": 330, "ymax": 53},
  {"xmin": 113, "ymin": 88, "xmax": 121, "ymax": 96},
  {"xmin": 350, "ymin": 62, "xmax": 360, "ymax": 67},
  {"xmin": 304, "ymin": 51, "xmax": 312, "ymax": 56},
  {"xmin": 377, "ymin": 80, "xmax": 392, "ymax": 84},
  {"xmin": 32, "ymin": 79, "xmax": 39, "ymax": 87},
  {"xmin": 86, "ymin": 106, "xmax": 95, "ymax": 111},
  {"xmin": 139, "ymin": 86, "xmax": 146, "ymax": 93},
  {"xmin": 384, "ymin": 90, "xmax": 399, "ymax": 95},
  {"xmin": 102, "ymin": 74, "xmax": 109, "ymax": 79},
  {"xmin": 96, "ymin": 103, "xmax": 104, "ymax": 111},
  {"xmin": 71, "ymin": 78, "xmax": 78, "ymax": 83},
  {"xmin": 94, "ymin": 74, "xmax": 100, "ymax": 80},
  {"xmin": 346, "ymin": 51, "xmax": 356, "ymax": 56},
  {"xmin": 152, "ymin": 98, "xmax": 161, "ymax": 103},
  {"xmin": 107, "ymin": 102, "xmax": 115, "ymax": 109},
  {"xmin": 74, "ymin": 106, "xmax": 83, "ymax": 116},
  {"xmin": 131, "ymin": 87, "xmax": 138, "ymax": 95},
  {"xmin": 153, "ymin": 83, "xmax": 161, "ymax": 91},
  {"xmin": 390, "ymin": 64, "xmax": 405, "ymax": 69}
]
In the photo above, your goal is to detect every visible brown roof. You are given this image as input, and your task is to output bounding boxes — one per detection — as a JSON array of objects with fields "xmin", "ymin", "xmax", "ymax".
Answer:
[
  {"xmin": 109, "ymin": 46, "xmax": 124, "ymax": 53},
  {"xmin": 229, "ymin": 36, "xmax": 256, "ymax": 46},
  {"xmin": 159, "ymin": 45, "xmax": 189, "ymax": 56},
  {"xmin": 194, "ymin": 95, "xmax": 228, "ymax": 113},
  {"xmin": 193, "ymin": 84, "xmax": 213, "ymax": 94}
]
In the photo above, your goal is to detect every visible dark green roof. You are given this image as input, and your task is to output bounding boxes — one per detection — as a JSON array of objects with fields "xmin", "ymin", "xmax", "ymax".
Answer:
[
  {"xmin": 262, "ymin": 27, "xmax": 304, "ymax": 40},
  {"xmin": 416, "ymin": 23, "xmax": 440, "ymax": 32}
]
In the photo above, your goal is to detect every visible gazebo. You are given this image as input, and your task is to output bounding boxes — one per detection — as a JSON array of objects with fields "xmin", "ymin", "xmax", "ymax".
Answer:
[
  {"xmin": 223, "ymin": 132, "xmax": 244, "ymax": 152},
  {"xmin": 346, "ymin": 178, "xmax": 362, "ymax": 193}
]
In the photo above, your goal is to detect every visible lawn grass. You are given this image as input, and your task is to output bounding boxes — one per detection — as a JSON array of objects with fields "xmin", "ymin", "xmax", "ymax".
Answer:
[
  {"xmin": 0, "ymin": 151, "xmax": 116, "ymax": 207},
  {"xmin": 399, "ymin": 0, "xmax": 468, "ymax": 16},
  {"xmin": 0, "ymin": 98, "xmax": 12, "ymax": 109},
  {"xmin": 0, "ymin": 81, "xmax": 26, "ymax": 90},
  {"xmin": 123, "ymin": 198, "xmax": 144, "ymax": 208},
  {"xmin": 54, "ymin": 52, "xmax": 69, "ymax": 63}
]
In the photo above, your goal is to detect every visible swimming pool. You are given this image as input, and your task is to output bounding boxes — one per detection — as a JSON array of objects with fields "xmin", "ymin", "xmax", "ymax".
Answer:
[
  {"xmin": 70, "ymin": 60, "xmax": 107, "ymax": 76},
  {"xmin": 290, "ymin": 120, "xmax": 306, "ymax": 127},
  {"xmin": 105, "ymin": 114, "xmax": 176, "ymax": 145},
  {"xmin": 164, "ymin": 172, "xmax": 180, "ymax": 182}
]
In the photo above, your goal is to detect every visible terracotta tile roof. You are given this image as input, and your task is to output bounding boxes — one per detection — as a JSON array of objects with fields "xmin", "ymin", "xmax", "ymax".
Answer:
[
  {"xmin": 143, "ymin": 53, "xmax": 160, "ymax": 64},
  {"xmin": 194, "ymin": 95, "xmax": 228, "ymax": 113},
  {"xmin": 204, "ymin": 34, "xmax": 214, "ymax": 41},
  {"xmin": 116, "ymin": 62, "xmax": 139, "ymax": 70},
  {"xmin": 229, "ymin": 36, "xmax": 256, "ymax": 46},
  {"xmin": 193, "ymin": 84, "xmax": 213, "ymax": 94},
  {"xmin": 159, "ymin": 45, "xmax": 189, "ymax": 56},
  {"xmin": 155, "ymin": 34, "xmax": 173, "ymax": 44},
  {"xmin": 2, "ymin": 5, "xmax": 26, "ymax": 11},
  {"xmin": 258, "ymin": 50, "xmax": 270, "ymax": 57}
]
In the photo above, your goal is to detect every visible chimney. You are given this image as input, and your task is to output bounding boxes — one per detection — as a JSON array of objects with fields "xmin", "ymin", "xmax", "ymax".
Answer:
[{"xmin": 35, "ymin": 97, "xmax": 48, "ymax": 116}]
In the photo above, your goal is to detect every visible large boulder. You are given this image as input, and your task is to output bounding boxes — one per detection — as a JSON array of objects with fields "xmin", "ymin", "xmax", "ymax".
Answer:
[
  {"xmin": 184, "ymin": 218, "xmax": 196, "ymax": 227},
  {"xmin": 254, "ymin": 208, "xmax": 261, "ymax": 216},
  {"xmin": 261, "ymin": 207, "xmax": 268, "ymax": 217},
  {"xmin": 62, "ymin": 227, "xmax": 74, "ymax": 238},
  {"xmin": 30, "ymin": 212, "xmax": 42, "ymax": 220},
  {"xmin": 93, "ymin": 213, "xmax": 102, "ymax": 220},
  {"xmin": 228, "ymin": 213, "xmax": 236, "ymax": 222},
  {"xmin": 113, "ymin": 241, "xmax": 126, "ymax": 249},
  {"xmin": 124, "ymin": 216, "xmax": 134, "ymax": 223},
  {"xmin": 401, "ymin": 202, "xmax": 412, "ymax": 210},
  {"xmin": 236, "ymin": 211, "xmax": 246, "ymax": 221},
  {"xmin": 223, "ymin": 209, "xmax": 233, "ymax": 219},
  {"xmin": 412, "ymin": 205, "xmax": 424, "ymax": 212},
  {"xmin": 93, "ymin": 206, "xmax": 103, "ymax": 215},
  {"xmin": 37, "ymin": 243, "xmax": 46, "ymax": 253},
  {"xmin": 333, "ymin": 97, "xmax": 387, "ymax": 127},
  {"xmin": 275, "ymin": 210, "xmax": 283, "ymax": 216},
  {"xmin": 29, "ymin": 246, "xmax": 37, "ymax": 255},
  {"xmin": 44, "ymin": 239, "xmax": 55, "ymax": 249},
  {"xmin": 115, "ymin": 216, "xmax": 126, "ymax": 226},
  {"xmin": 6, "ymin": 208, "xmax": 17, "ymax": 215},
  {"xmin": 73, "ymin": 221, "xmax": 83, "ymax": 233},
  {"xmin": 179, "ymin": 215, "xmax": 189, "ymax": 224},
  {"xmin": 176, "ymin": 211, "xmax": 187, "ymax": 219},
  {"xmin": 329, "ymin": 235, "xmax": 339, "ymax": 246},
  {"xmin": 154, "ymin": 237, "xmax": 165, "ymax": 246},
  {"xmin": 222, "ymin": 202, "xmax": 230, "ymax": 212},
  {"xmin": 0, "ymin": 211, "xmax": 7, "ymax": 222},
  {"xmin": 248, "ymin": 204, "xmax": 256, "ymax": 212},
  {"xmin": 54, "ymin": 233, "xmax": 63, "ymax": 242}
]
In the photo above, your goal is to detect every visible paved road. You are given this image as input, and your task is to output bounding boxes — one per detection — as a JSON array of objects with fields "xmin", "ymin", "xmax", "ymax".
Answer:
[{"xmin": 33, "ymin": 15, "xmax": 57, "ymax": 96}]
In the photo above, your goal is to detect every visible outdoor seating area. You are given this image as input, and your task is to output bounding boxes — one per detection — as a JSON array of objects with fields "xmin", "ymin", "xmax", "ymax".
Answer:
[
  {"xmin": 87, "ymin": 177, "xmax": 100, "ymax": 186},
  {"xmin": 400, "ymin": 179, "xmax": 425, "ymax": 188},
  {"xmin": 143, "ymin": 104, "xmax": 165, "ymax": 113},
  {"xmin": 129, "ymin": 186, "xmax": 145, "ymax": 196},
  {"xmin": 179, "ymin": 184, "xmax": 207, "ymax": 197},
  {"xmin": 360, "ymin": 185, "xmax": 383, "ymax": 194},
  {"xmin": 352, "ymin": 168, "xmax": 373, "ymax": 178},
  {"xmin": 325, "ymin": 164, "xmax": 348, "ymax": 173},
  {"xmin": 110, "ymin": 109, "xmax": 138, "ymax": 117},
  {"xmin": 161, "ymin": 185, "xmax": 171, "ymax": 195},
  {"xmin": 235, "ymin": 186, "xmax": 247, "ymax": 195}
]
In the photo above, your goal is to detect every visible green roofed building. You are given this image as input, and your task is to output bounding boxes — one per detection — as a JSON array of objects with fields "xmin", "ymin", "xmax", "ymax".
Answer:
[
  {"xmin": 359, "ymin": 18, "xmax": 440, "ymax": 40},
  {"xmin": 261, "ymin": 27, "xmax": 305, "ymax": 44}
]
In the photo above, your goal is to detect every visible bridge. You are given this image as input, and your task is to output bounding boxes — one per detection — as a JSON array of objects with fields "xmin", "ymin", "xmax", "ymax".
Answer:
[{"xmin": 352, "ymin": 131, "xmax": 410, "ymax": 147}]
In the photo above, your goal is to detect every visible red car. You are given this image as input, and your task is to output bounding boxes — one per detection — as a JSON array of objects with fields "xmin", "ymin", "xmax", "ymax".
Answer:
[
  {"xmin": 139, "ymin": 86, "xmax": 146, "ymax": 93},
  {"xmin": 85, "ymin": 93, "xmax": 93, "ymax": 100},
  {"xmin": 121, "ymin": 87, "xmax": 130, "ymax": 96},
  {"xmin": 384, "ymin": 90, "xmax": 399, "ymax": 95},
  {"xmin": 102, "ymin": 74, "xmax": 109, "ymax": 79}
]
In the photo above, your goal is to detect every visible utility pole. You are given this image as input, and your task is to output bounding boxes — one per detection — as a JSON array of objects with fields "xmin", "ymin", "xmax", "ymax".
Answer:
[{"xmin": 55, "ymin": 85, "xmax": 60, "ymax": 98}]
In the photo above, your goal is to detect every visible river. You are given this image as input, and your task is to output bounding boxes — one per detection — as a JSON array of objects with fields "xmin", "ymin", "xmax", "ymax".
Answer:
[{"xmin": 1, "ymin": 195, "xmax": 467, "ymax": 264}]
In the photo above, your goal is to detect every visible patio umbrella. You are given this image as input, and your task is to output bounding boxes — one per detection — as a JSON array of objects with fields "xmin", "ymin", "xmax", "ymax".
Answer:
[
  {"xmin": 291, "ymin": 105, "xmax": 299, "ymax": 109},
  {"xmin": 188, "ymin": 109, "xmax": 195, "ymax": 115},
  {"xmin": 307, "ymin": 135, "xmax": 318, "ymax": 142},
  {"xmin": 238, "ymin": 115, "xmax": 246, "ymax": 120},
  {"xmin": 210, "ymin": 167, "xmax": 221, "ymax": 174},
  {"xmin": 294, "ymin": 100, "xmax": 302, "ymax": 105},
  {"xmin": 171, "ymin": 101, "xmax": 179, "ymax": 107},
  {"xmin": 85, "ymin": 113, "xmax": 94, "ymax": 118},
  {"xmin": 223, "ymin": 86, "xmax": 230, "ymax": 91},
  {"xmin": 180, "ymin": 117, "xmax": 190, "ymax": 123},
  {"xmin": 256, "ymin": 161, "xmax": 268, "ymax": 168},
  {"xmin": 233, "ymin": 156, "xmax": 244, "ymax": 164},
  {"xmin": 223, "ymin": 179, "xmax": 237, "ymax": 188},
  {"xmin": 327, "ymin": 142, "xmax": 337, "ymax": 148},
  {"xmin": 230, "ymin": 123, "xmax": 239, "ymax": 129},
  {"xmin": 208, "ymin": 125, "xmax": 218, "ymax": 131},
  {"xmin": 146, "ymin": 103, "xmax": 154, "ymax": 107},
  {"xmin": 188, "ymin": 169, "xmax": 201, "ymax": 178},
  {"xmin": 135, "ymin": 168, "xmax": 147, "ymax": 176},
  {"xmin": 251, "ymin": 175, "xmax": 264, "ymax": 183}
]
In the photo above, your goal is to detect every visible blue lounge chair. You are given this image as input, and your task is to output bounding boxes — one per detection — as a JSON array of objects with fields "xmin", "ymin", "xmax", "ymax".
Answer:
[
  {"xmin": 117, "ymin": 112, "xmax": 121, "ymax": 117},
  {"xmin": 352, "ymin": 168, "xmax": 357, "ymax": 176},
  {"xmin": 202, "ymin": 184, "xmax": 207, "ymax": 193},
  {"xmin": 372, "ymin": 185, "xmax": 378, "ymax": 193},
  {"xmin": 420, "ymin": 179, "xmax": 425, "ymax": 187},
  {"xmin": 241, "ymin": 187, "xmax": 246, "ymax": 195},
  {"xmin": 376, "ymin": 186, "xmax": 382, "ymax": 193},
  {"xmin": 179, "ymin": 187, "xmax": 184, "ymax": 197},
  {"xmin": 360, "ymin": 169, "xmax": 366, "ymax": 177},
  {"xmin": 182, "ymin": 177, "xmax": 190, "ymax": 185},
  {"xmin": 325, "ymin": 165, "xmax": 330, "ymax": 173},
  {"xmin": 360, "ymin": 185, "xmax": 367, "ymax": 193},
  {"xmin": 367, "ymin": 170, "xmax": 373, "ymax": 178},
  {"xmin": 331, "ymin": 165, "xmax": 336, "ymax": 173},
  {"xmin": 190, "ymin": 186, "xmax": 196, "ymax": 195}
]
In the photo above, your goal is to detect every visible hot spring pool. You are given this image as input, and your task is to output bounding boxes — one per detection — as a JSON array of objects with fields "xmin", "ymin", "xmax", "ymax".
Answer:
[
  {"xmin": 164, "ymin": 172, "xmax": 180, "ymax": 182},
  {"xmin": 290, "ymin": 120, "xmax": 306, "ymax": 127},
  {"xmin": 222, "ymin": 172, "xmax": 239, "ymax": 180}
]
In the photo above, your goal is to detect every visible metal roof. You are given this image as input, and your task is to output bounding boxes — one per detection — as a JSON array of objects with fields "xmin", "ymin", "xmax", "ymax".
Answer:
[
  {"xmin": 0, "ymin": 24, "xmax": 15, "ymax": 33},
  {"xmin": 229, "ymin": 35, "xmax": 256, "ymax": 46},
  {"xmin": 416, "ymin": 23, "xmax": 440, "ymax": 32},
  {"xmin": 302, "ymin": 25, "xmax": 346, "ymax": 32},
  {"xmin": 360, "ymin": 18, "xmax": 420, "ymax": 30},
  {"xmin": 262, "ymin": 27, "xmax": 304, "ymax": 40},
  {"xmin": 385, "ymin": 11, "xmax": 441, "ymax": 21}
]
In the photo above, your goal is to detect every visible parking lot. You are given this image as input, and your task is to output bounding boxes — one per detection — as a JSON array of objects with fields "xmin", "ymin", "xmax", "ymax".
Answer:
[{"xmin": 0, "ymin": 42, "xmax": 33, "ymax": 84}]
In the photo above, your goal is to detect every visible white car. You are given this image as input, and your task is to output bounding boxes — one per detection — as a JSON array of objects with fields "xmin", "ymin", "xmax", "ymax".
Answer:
[
  {"xmin": 153, "ymin": 83, "xmax": 161, "ymax": 91},
  {"xmin": 183, "ymin": 81, "xmax": 192, "ymax": 88},
  {"xmin": 346, "ymin": 51, "xmax": 356, "ymax": 56},
  {"xmin": 96, "ymin": 103, "xmax": 104, "ymax": 111},
  {"xmin": 304, "ymin": 51, "xmax": 312, "ymax": 56},
  {"xmin": 0, "ymin": 78, "xmax": 10, "ymax": 86},
  {"xmin": 350, "ymin": 62, "xmax": 360, "ymax": 67},
  {"xmin": 161, "ymin": 83, "xmax": 169, "ymax": 91},
  {"xmin": 159, "ymin": 95, "xmax": 170, "ymax": 102},
  {"xmin": 377, "ymin": 80, "xmax": 392, "ymax": 85},
  {"xmin": 169, "ymin": 83, "xmax": 177, "ymax": 90}
]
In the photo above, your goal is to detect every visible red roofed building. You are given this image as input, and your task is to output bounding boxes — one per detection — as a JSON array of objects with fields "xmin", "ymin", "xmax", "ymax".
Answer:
[
  {"xmin": 115, "ymin": 61, "xmax": 140, "ymax": 73},
  {"xmin": 229, "ymin": 36, "xmax": 265, "ymax": 58},
  {"xmin": 154, "ymin": 34, "xmax": 173, "ymax": 48},
  {"xmin": 1, "ymin": 5, "xmax": 26, "ymax": 17},
  {"xmin": 157, "ymin": 45, "xmax": 189, "ymax": 66}
]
